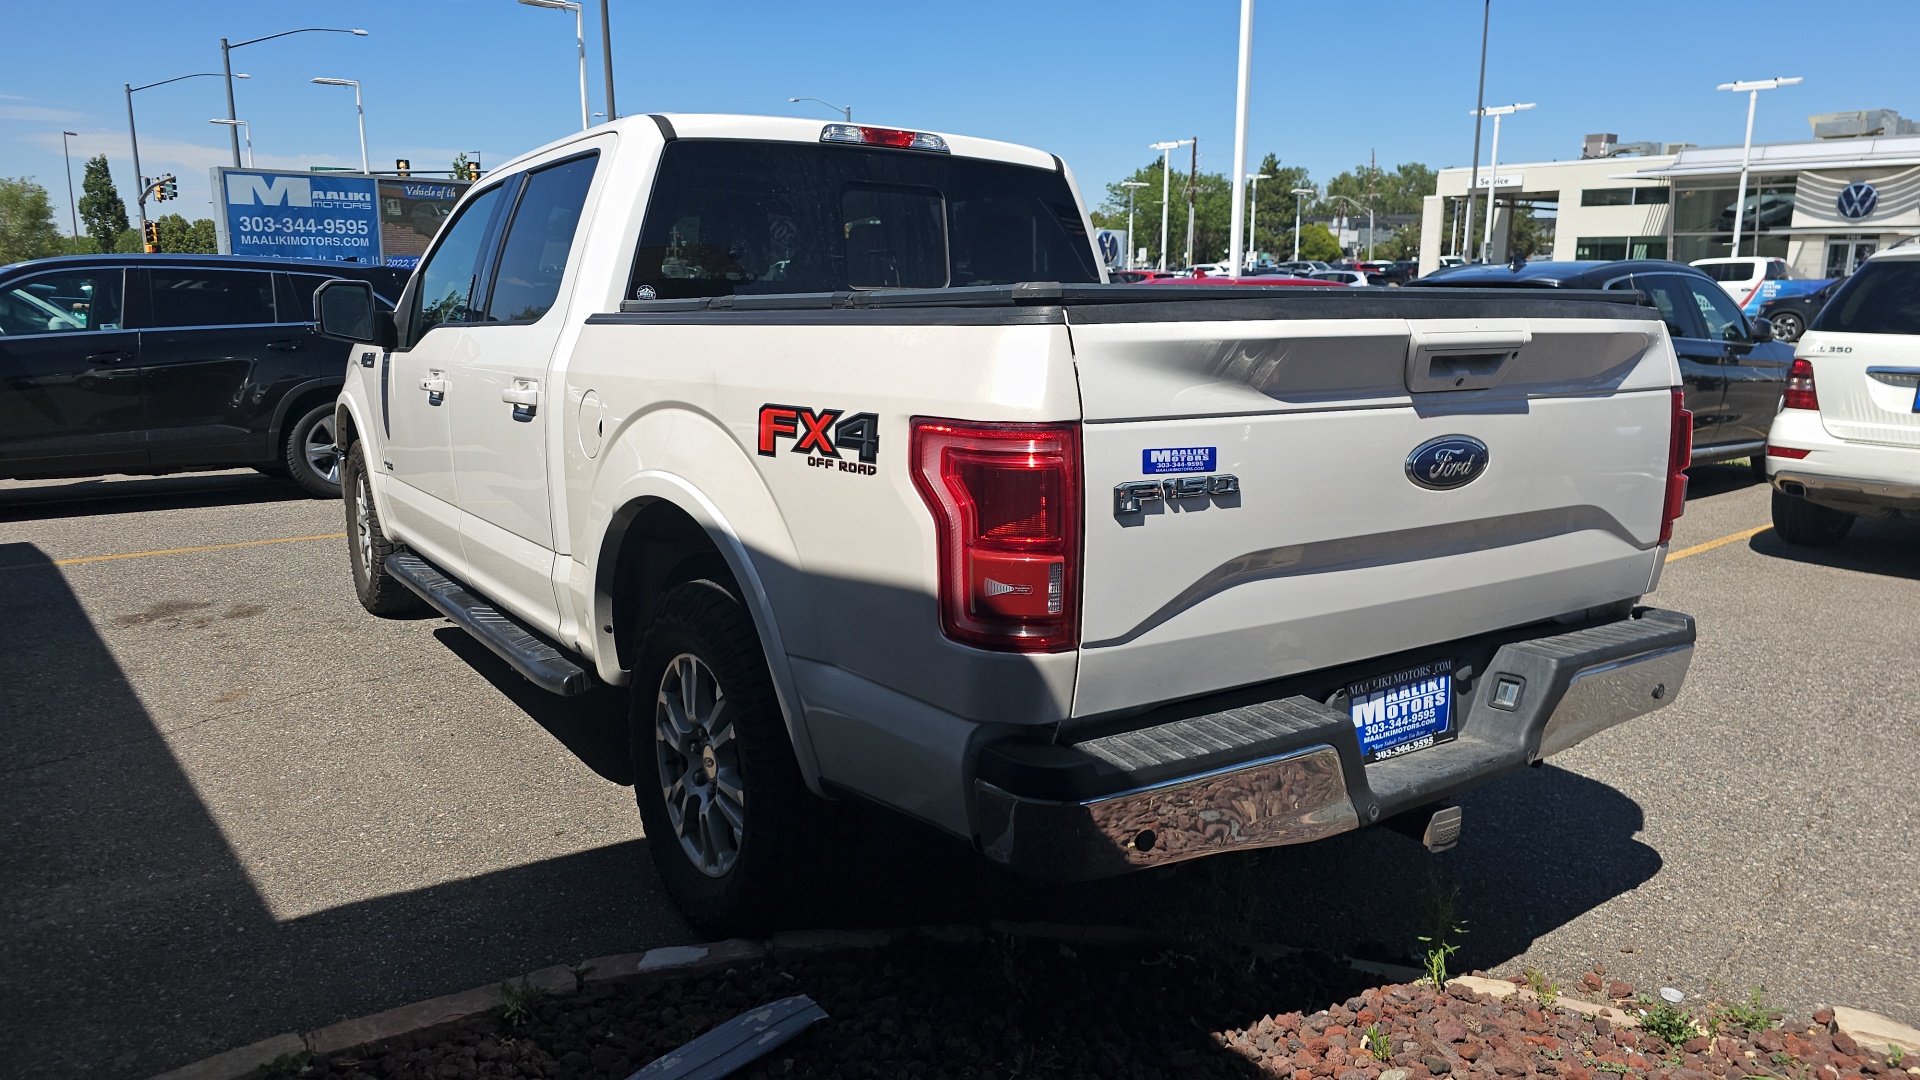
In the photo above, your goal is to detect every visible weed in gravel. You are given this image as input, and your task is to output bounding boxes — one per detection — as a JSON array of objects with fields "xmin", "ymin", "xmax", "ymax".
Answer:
[
  {"xmin": 1416, "ymin": 876, "xmax": 1466, "ymax": 988},
  {"xmin": 1524, "ymin": 967, "xmax": 1559, "ymax": 1008},
  {"xmin": 1885, "ymin": 1045, "xmax": 1906, "ymax": 1068},
  {"xmin": 1363, "ymin": 1023, "xmax": 1392, "ymax": 1060},
  {"xmin": 1714, "ymin": 986, "xmax": 1779, "ymax": 1033},
  {"xmin": 259, "ymin": 1050, "xmax": 312, "ymax": 1078},
  {"xmin": 1635, "ymin": 993, "xmax": 1700, "ymax": 1046},
  {"xmin": 496, "ymin": 977, "xmax": 549, "ymax": 1029}
]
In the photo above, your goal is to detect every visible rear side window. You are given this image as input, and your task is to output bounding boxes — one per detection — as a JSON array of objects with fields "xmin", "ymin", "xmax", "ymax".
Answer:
[
  {"xmin": 1812, "ymin": 259, "xmax": 1920, "ymax": 335},
  {"xmin": 484, "ymin": 153, "xmax": 598, "ymax": 322},
  {"xmin": 630, "ymin": 140, "xmax": 1097, "ymax": 299},
  {"xmin": 147, "ymin": 268, "xmax": 275, "ymax": 327},
  {"xmin": 1696, "ymin": 262, "xmax": 1749, "ymax": 283}
]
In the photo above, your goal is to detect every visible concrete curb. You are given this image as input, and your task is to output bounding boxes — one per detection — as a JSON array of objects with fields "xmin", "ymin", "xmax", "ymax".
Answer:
[{"xmin": 1446, "ymin": 975, "xmax": 1643, "ymax": 1029}]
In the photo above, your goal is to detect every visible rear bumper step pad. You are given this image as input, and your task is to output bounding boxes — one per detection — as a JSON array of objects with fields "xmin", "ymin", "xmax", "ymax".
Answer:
[
  {"xmin": 386, "ymin": 553, "xmax": 592, "ymax": 697},
  {"xmin": 975, "ymin": 607, "xmax": 1694, "ymax": 879}
]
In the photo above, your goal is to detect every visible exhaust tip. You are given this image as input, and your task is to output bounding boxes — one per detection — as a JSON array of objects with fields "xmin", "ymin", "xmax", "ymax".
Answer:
[{"xmin": 1781, "ymin": 480, "xmax": 1807, "ymax": 496}]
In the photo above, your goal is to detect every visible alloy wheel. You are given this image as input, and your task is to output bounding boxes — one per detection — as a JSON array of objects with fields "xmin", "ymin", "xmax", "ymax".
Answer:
[
  {"xmin": 354, "ymin": 471, "xmax": 375, "ymax": 577},
  {"xmin": 655, "ymin": 653, "xmax": 744, "ymax": 877},
  {"xmin": 1772, "ymin": 312, "xmax": 1803, "ymax": 342},
  {"xmin": 304, "ymin": 416, "xmax": 341, "ymax": 485}
]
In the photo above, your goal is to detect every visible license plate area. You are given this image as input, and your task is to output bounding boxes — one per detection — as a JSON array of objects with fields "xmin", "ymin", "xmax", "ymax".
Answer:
[{"xmin": 1348, "ymin": 659, "xmax": 1456, "ymax": 762}]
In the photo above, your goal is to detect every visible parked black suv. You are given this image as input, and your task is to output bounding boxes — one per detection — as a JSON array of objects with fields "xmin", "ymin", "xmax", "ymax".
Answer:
[
  {"xmin": 1415, "ymin": 259, "xmax": 1793, "ymax": 473},
  {"xmin": 0, "ymin": 254, "xmax": 405, "ymax": 496}
]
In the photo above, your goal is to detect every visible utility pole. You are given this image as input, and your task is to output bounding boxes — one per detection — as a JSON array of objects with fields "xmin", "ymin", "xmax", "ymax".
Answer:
[
  {"xmin": 1226, "ymin": 0, "xmax": 1255, "ymax": 277},
  {"xmin": 1462, "ymin": 0, "xmax": 1490, "ymax": 263},
  {"xmin": 1185, "ymin": 137, "xmax": 1198, "ymax": 269},
  {"xmin": 599, "ymin": 0, "xmax": 617, "ymax": 121}
]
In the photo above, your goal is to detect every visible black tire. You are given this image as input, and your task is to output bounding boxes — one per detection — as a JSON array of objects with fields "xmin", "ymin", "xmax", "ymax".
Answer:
[
  {"xmin": 343, "ymin": 442, "xmax": 426, "ymax": 616},
  {"xmin": 1771, "ymin": 489, "xmax": 1854, "ymax": 547},
  {"xmin": 1750, "ymin": 454, "xmax": 1769, "ymax": 481},
  {"xmin": 630, "ymin": 579, "xmax": 830, "ymax": 936},
  {"xmin": 284, "ymin": 402, "xmax": 343, "ymax": 498},
  {"xmin": 1771, "ymin": 311, "xmax": 1805, "ymax": 342}
]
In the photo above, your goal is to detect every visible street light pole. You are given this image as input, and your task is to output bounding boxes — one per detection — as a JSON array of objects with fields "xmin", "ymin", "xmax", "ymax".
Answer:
[
  {"xmin": 210, "ymin": 119, "xmax": 254, "ymax": 167},
  {"xmin": 221, "ymin": 27, "xmax": 368, "ymax": 166},
  {"xmin": 1327, "ymin": 194, "xmax": 1375, "ymax": 263},
  {"xmin": 1227, "ymin": 0, "xmax": 1255, "ymax": 279},
  {"xmin": 1151, "ymin": 140, "xmax": 1191, "ymax": 271},
  {"xmin": 1290, "ymin": 186, "xmax": 1314, "ymax": 261},
  {"xmin": 1245, "ymin": 173, "xmax": 1270, "ymax": 269},
  {"xmin": 311, "ymin": 78, "xmax": 369, "ymax": 172},
  {"xmin": 1461, "ymin": 0, "xmax": 1490, "ymax": 264},
  {"xmin": 61, "ymin": 130, "xmax": 79, "ymax": 237},
  {"xmin": 598, "ymin": 0, "xmax": 616, "ymax": 121},
  {"xmin": 126, "ymin": 72, "xmax": 247, "ymax": 232},
  {"xmin": 1470, "ymin": 102, "xmax": 1534, "ymax": 262},
  {"xmin": 1122, "ymin": 181, "xmax": 1148, "ymax": 271},
  {"xmin": 516, "ymin": 0, "xmax": 589, "ymax": 130},
  {"xmin": 1718, "ymin": 76, "xmax": 1801, "ymax": 258},
  {"xmin": 788, "ymin": 96, "xmax": 851, "ymax": 121}
]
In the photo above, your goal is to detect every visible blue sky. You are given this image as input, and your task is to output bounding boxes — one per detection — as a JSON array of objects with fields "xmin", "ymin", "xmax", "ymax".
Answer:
[{"xmin": 4, "ymin": 0, "xmax": 1917, "ymax": 230}]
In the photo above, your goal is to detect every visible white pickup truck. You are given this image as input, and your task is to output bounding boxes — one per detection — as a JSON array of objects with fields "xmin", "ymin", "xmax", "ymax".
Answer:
[{"xmin": 314, "ymin": 114, "xmax": 1697, "ymax": 932}]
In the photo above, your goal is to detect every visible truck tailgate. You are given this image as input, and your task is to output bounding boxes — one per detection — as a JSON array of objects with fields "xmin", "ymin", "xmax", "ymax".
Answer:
[{"xmin": 1067, "ymin": 305, "xmax": 1676, "ymax": 717}]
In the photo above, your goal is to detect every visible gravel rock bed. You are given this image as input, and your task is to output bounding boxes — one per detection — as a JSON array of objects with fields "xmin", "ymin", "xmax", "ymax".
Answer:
[{"xmin": 295, "ymin": 938, "xmax": 1912, "ymax": 1080}]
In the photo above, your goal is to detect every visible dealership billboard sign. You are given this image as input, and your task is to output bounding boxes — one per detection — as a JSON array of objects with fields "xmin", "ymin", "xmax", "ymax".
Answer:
[{"xmin": 211, "ymin": 168, "xmax": 472, "ymax": 268}]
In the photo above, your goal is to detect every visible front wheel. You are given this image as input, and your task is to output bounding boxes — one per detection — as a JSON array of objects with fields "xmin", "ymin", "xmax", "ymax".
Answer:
[
  {"xmin": 285, "ymin": 403, "xmax": 343, "ymax": 498},
  {"xmin": 631, "ymin": 580, "xmax": 831, "ymax": 936},
  {"xmin": 1771, "ymin": 489, "xmax": 1854, "ymax": 547},
  {"xmin": 1770, "ymin": 311, "xmax": 1805, "ymax": 342},
  {"xmin": 342, "ymin": 442, "xmax": 425, "ymax": 616}
]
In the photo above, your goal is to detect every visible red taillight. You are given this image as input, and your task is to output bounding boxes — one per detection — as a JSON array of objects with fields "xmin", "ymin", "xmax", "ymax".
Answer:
[
  {"xmin": 1783, "ymin": 357, "xmax": 1819, "ymax": 410},
  {"xmin": 1767, "ymin": 444, "xmax": 1811, "ymax": 459},
  {"xmin": 910, "ymin": 418, "xmax": 1081, "ymax": 652},
  {"xmin": 1662, "ymin": 388, "xmax": 1692, "ymax": 546}
]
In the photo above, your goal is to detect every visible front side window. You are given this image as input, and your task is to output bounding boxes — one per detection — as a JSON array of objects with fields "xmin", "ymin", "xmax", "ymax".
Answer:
[
  {"xmin": 1613, "ymin": 274, "xmax": 1707, "ymax": 340},
  {"xmin": 483, "ymin": 154, "xmax": 598, "ymax": 322},
  {"xmin": 0, "ymin": 269, "xmax": 123, "ymax": 335},
  {"xmin": 630, "ymin": 140, "xmax": 1097, "ymax": 299},
  {"xmin": 1811, "ymin": 259, "xmax": 1920, "ymax": 336},
  {"xmin": 148, "ymin": 268, "xmax": 275, "ymax": 328},
  {"xmin": 1686, "ymin": 277, "xmax": 1749, "ymax": 341},
  {"xmin": 416, "ymin": 183, "xmax": 506, "ymax": 334}
]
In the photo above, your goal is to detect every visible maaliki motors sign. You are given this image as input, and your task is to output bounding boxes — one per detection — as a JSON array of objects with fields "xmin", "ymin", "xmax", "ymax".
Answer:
[{"xmin": 212, "ymin": 168, "xmax": 381, "ymax": 264}]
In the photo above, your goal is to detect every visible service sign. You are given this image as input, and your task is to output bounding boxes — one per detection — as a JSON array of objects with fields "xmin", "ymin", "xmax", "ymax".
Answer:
[{"xmin": 213, "ymin": 168, "xmax": 380, "ymax": 264}]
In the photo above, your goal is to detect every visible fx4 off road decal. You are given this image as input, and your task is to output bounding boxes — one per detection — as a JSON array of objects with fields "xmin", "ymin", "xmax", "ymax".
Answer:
[{"xmin": 758, "ymin": 405, "xmax": 881, "ymax": 475}]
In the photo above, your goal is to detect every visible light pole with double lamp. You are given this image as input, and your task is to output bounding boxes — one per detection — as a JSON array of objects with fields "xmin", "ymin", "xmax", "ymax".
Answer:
[
  {"xmin": 1151, "ymin": 140, "xmax": 1192, "ymax": 271},
  {"xmin": 789, "ymin": 97, "xmax": 851, "ymax": 122},
  {"xmin": 1245, "ymin": 173, "xmax": 1270, "ymax": 269},
  {"xmin": 517, "ymin": 0, "xmax": 589, "ymax": 130},
  {"xmin": 1121, "ymin": 181, "xmax": 1149, "ymax": 270},
  {"xmin": 311, "ymin": 78, "xmax": 369, "ymax": 173},
  {"xmin": 126, "ymin": 71, "xmax": 247, "ymax": 233},
  {"xmin": 1717, "ymin": 76, "xmax": 1801, "ymax": 258},
  {"xmin": 220, "ymin": 28, "xmax": 367, "ymax": 167},
  {"xmin": 1469, "ymin": 102, "xmax": 1534, "ymax": 262},
  {"xmin": 1290, "ymin": 186, "xmax": 1315, "ymax": 261},
  {"xmin": 209, "ymin": 119, "xmax": 254, "ymax": 168}
]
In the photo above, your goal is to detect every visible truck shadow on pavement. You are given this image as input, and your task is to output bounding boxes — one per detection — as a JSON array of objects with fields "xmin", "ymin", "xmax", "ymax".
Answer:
[
  {"xmin": 0, "ymin": 542, "xmax": 684, "ymax": 1079},
  {"xmin": 0, "ymin": 471, "xmax": 312, "ymax": 522},
  {"xmin": 1748, "ymin": 516, "xmax": 1920, "ymax": 580},
  {"xmin": 1684, "ymin": 461, "xmax": 1766, "ymax": 501}
]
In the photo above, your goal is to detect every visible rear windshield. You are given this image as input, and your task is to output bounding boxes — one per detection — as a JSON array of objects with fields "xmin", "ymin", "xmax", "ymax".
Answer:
[
  {"xmin": 1810, "ymin": 259, "xmax": 1920, "ymax": 336},
  {"xmin": 628, "ymin": 140, "xmax": 1098, "ymax": 299}
]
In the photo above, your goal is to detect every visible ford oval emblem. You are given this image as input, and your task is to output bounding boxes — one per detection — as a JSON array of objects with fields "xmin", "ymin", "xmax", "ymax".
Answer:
[{"xmin": 1405, "ymin": 435, "xmax": 1489, "ymax": 490}]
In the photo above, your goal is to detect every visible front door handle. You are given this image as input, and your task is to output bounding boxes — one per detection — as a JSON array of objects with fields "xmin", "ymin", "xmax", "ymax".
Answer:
[
  {"xmin": 502, "ymin": 380, "xmax": 540, "ymax": 422},
  {"xmin": 85, "ymin": 350, "xmax": 132, "ymax": 364},
  {"xmin": 267, "ymin": 339, "xmax": 305, "ymax": 352},
  {"xmin": 420, "ymin": 371, "xmax": 448, "ymax": 406}
]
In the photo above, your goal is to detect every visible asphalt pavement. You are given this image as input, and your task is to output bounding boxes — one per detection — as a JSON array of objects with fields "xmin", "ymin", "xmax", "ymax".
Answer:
[{"xmin": 1, "ymin": 463, "xmax": 1914, "ymax": 1077}]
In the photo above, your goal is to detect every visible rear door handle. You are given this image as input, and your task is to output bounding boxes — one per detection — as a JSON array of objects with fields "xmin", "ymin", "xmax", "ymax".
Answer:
[
  {"xmin": 502, "ymin": 380, "xmax": 540, "ymax": 422},
  {"xmin": 267, "ymin": 339, "xmax": 305, "ymax": 352}
]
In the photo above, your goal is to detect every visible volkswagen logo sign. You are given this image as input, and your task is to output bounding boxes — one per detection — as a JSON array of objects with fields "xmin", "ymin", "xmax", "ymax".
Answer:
[
  {"xmin": 1405, "ymin": 435, "xmax": 1490, "ymax": 490},
  {"xmin": 1837, "ymin": 182, "xmax": 1879, "ymax": 219}
]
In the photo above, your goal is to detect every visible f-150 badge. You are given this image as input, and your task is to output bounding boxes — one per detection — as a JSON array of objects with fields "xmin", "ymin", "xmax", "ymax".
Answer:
[
  {"xmin": 1114, "ymin": 474, "xmax": 1239, "ymax": 514},
  {"xmin": 758, "ymin": 404, "xmax": 880, "ymax": 474}
]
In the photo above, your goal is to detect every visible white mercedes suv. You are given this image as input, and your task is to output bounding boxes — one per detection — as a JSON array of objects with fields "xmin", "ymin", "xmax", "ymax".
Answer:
[{"xmin": 1765, "ymin": 245, "xmax": 1920, "ymax": 544}]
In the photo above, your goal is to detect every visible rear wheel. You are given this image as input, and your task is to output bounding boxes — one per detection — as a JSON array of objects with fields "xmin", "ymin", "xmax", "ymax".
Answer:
[
  {"xmin": 1771, "ymin": 489, "xmax": 1854, "ymax": 546},
  {"xmin": 631, "ymin": 579, "xmax": 831, "ymax": 936},
  {"xmin": 1750, "ymin": 454, "xmax": 1769, "ymax": 481},
  {"xmin": 1770, "ymin": 311, "xmax": 1805, "ymax": 342},
  {"xmin": 342, "ymin": 442, "xmax": 425, "ymax": 616},
  {"xmin": 285, "ymin": 403, "xmax": 343, "ymax": 498}
]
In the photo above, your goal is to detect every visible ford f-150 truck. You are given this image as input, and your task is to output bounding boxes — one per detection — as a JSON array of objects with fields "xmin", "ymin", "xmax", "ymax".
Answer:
[{"xmin": 313, "ymin": 114, "xmax": 1697, "ymax": 933}]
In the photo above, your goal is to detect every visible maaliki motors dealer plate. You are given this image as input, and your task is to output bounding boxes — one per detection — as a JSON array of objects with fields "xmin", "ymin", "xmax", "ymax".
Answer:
[{"xmin": 1348, "ymin": 659, "xmax": 1457, "ymax": 762}]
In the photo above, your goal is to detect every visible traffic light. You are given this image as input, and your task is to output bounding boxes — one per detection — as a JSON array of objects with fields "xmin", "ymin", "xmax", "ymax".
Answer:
[
  {"xmin": 395, "ymin": 158, "xmax": 410, "ymax": 177},
  {"xmin": 157, "ymin": 174, "xmax": 177, "ymax": 202},
  {"xmin": 142, "ymin": 220, "xmax": 159, "ymax": 253}
]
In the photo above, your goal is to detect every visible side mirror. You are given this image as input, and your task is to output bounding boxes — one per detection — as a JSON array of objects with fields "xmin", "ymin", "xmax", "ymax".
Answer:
[
  {"xmin": 1747, "ymin": 316, "xmax": 1775, "ymax": 343},
  {"xmin": 314, "ymin": 278, "xmax": 395, "ymax": 348}
]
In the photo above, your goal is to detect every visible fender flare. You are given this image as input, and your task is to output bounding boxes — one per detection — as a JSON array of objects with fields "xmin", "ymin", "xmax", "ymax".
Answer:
[
  {"xmin": 588, "ymin": 472, "xmax": 824, "ymax": 794},
  {"xmin": 331, "ymin": 391, "xmax": 403, "ymax": 528}
]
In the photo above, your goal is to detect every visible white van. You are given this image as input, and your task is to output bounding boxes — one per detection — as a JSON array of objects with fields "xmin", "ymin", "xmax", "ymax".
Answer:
[{"xmin": 1691, "ymin": 256, "xmax": 1791, "ymax": 309}]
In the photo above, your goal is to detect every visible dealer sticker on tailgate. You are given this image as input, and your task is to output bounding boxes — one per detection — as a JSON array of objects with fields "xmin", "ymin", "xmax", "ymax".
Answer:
[{"xmin": 1349, "ymin": 659, "xmax": 1456, "ymax": 762}]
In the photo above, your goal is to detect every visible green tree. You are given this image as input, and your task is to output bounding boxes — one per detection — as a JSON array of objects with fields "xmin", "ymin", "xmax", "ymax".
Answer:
[
  {"xmin": 153, "ymin": 213, "xmax": 219, "ymax": 254},
  {"xmin": 78, "ymin": 155, "xmax": 129, "ymax": 256},
  {"xmin": 1250, "ymin": 152, "xmax": 1313, "ymax": 262},
  {"xmin": 1093, "ymin": 149, "xmax": 1314, "ymax": 268},
  {"xmin": 451, "ymin": 152, "xmax": 475, "ymax": 181},
  {"xmin": 1503, "ymin": 203, "xmax": 1554, "ymax": 260},
  {"xmin": 111, "ymin": 228, "xmax": 143, "ymax": 254},
  {"xmin": 0, "ymin": 176, "xmax": 64, "ymax": 264},
  {"xmin": 1323, "ymin": 160, "xmax": 1437, "ymax": 217},
  {"xmin": 1296, "ymin": 222, "xmax": 1341, "ymax": 262}
]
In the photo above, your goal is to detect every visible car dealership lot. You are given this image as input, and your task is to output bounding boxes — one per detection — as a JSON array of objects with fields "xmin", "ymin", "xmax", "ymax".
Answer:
[{"xmin": 3, "ymin": 466, "xmax": 1916, "ymax": 1077}]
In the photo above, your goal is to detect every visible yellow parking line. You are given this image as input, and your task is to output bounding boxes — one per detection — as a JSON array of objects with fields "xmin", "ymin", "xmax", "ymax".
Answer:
[
  {"xmin": 34, "ymin": 533, "xmax": 347, "ymax": 569},
  {"xmin": 1666, "ymin": 524, "xmax": 1770, "ymax": 563}
]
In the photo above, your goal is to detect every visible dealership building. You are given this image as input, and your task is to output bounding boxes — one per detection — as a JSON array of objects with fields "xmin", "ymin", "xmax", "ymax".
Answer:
[{"xmin": 1418, "ymin": 110, "xmax": 1920, "ymax": 279}]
